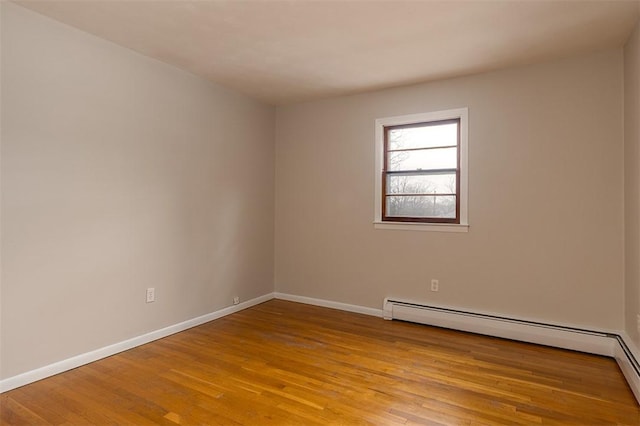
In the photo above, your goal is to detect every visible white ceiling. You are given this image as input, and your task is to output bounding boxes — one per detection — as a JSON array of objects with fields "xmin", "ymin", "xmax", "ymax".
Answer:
[{"xmin": 14, "ymin": 0, "xmax": 640, "ymax": 105}]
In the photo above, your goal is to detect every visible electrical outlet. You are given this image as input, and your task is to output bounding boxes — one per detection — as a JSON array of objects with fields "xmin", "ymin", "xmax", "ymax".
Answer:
[
  {"xmin": 430, "ymin": 279, "xmax": 439, "ymax": 292},
  {"xmin": 146, "ymin": 287, "xmax": 155, "ymax": 303},
  {"xmin": 233, "ymin": 296, "xmax": 240, "ymax": 305}
]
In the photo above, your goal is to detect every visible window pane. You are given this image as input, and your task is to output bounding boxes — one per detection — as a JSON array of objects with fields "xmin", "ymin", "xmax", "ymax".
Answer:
[
  {"xmin": 387, "ymin": 147, "xmax": 457, "ymax": 171},
  {"xmin": 388, "ymin": 122, "xmax": 457, "ymax": 150},
  {"xmin": 386, "ymin": 195, "xmax": 456, "ymax": 218},
  {"xmin": 387, "ymin": 174, "xmax": 456, "ymax": 195}
]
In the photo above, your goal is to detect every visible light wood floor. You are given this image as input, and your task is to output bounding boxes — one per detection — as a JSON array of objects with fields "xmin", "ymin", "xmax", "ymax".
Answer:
[{"xmin": 1, "ymin": 300, "xmax": 639, "ymax": 425}]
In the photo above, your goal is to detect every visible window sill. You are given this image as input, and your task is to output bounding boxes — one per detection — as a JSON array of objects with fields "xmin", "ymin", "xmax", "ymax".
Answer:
[{"xmin": 373, "ymin": 221, "xmax": 469, "ymax": 233}]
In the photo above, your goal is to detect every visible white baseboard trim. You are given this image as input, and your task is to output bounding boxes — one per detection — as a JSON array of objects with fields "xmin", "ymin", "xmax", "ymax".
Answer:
[
  {"xmin": 274, "ymin": 292, "xmax": 384, "ymax": 318},
  {"xmin": 383, "ymin": 297, "xmax": 615, "ymax": 356},
  {"xmin": 616, "ymin": 332, "xmax": 640, "ymax": 403},
  {"xmin": 0, "ymin": 292, "xmax": 275, "ymax": 393}
]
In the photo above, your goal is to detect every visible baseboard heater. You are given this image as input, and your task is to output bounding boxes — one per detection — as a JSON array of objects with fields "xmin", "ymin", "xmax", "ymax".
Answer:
[{"xmin": 383, "ymin": 297, "xmax": 640, "ymax": 404}]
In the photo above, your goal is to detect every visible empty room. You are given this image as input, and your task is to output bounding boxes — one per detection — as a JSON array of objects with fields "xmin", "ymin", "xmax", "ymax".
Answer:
[{"xmin": 2, "ymin": 0, "xmax": 640, "ymax": 424}]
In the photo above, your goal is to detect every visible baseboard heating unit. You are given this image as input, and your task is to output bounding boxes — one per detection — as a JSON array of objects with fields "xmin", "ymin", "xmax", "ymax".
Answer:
[{"xmin": 382, "ymin": 297, "xmax": 640, "ymax": 404}]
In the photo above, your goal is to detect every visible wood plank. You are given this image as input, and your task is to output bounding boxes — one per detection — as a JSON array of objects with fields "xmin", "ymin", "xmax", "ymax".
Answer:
[{"xmin": 1, "ymin": 300, "xmax": 638, "ymax": 424}]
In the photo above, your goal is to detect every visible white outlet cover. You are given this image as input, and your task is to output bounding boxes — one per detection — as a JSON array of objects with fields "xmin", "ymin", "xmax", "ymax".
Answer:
[{"xmin": 146, "ymin": 288, "xmax": 155, "ymax": 303}]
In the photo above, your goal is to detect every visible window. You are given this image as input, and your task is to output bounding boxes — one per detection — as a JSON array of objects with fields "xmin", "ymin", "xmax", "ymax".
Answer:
[{"xmin": 374, "ymin": 108, "xmax": 468, "ymax": 232}]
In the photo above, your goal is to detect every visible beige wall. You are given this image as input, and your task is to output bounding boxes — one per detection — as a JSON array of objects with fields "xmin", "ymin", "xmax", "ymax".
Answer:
[
  {"xmin": 275, "ymin": 49, "xmax": 625, "ymax": 331},
  {"xmin": 625, "ymin": 19, "xmax": 640, "ymax": 347},
  {"xmin": 1, "ymin": 3, "xmax": 275, "ymax": 379}
]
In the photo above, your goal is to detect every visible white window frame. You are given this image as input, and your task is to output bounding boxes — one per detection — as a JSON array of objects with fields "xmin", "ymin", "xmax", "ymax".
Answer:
[{"xmin": 374, "ymin": 108, "xmax": 469, "ymax": 232}]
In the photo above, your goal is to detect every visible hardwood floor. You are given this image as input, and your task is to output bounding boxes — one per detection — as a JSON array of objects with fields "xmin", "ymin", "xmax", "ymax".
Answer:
[{"xmin": 2, "ymin": 299, "xmax": 639, "ymax": 425}]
